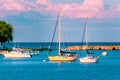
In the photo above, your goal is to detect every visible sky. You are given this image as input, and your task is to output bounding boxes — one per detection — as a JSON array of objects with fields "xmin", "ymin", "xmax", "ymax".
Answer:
[{"xmin": 0, "ymin": 0, "xmax": 120, "ymax": 42}]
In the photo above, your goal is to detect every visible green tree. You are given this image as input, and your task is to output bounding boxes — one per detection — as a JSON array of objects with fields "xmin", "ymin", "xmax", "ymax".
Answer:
[{"xmin": 0, "ymin": 20, "xmax": 14, "ymax": 45}]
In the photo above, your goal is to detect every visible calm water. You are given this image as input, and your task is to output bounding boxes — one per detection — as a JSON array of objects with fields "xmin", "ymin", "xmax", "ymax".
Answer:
[
  {"xmin": 0, "ymin": 42, "xmax": 120, "ymax": 80},
  {"xmin": 2, "ymin": 42, "xmax": 120, "ymax": 48}
]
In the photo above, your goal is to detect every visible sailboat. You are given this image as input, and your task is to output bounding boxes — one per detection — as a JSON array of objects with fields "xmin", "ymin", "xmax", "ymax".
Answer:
[
  {"xmin": 48, "ymin": 10, "xmax": 77, "ymax": 62},
  {"xmin": 79, "ymin": 18, "xmax": 99, "ymax": 64}
]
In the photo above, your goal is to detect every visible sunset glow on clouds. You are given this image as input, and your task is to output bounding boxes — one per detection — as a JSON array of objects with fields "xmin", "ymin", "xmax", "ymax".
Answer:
[{"xmin": 0, "ymin": 0, "xmax": 120, "ymax": 19}]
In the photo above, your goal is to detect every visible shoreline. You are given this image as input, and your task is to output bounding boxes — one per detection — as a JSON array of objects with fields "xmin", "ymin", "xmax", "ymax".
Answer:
[
  {"xmin": 66, "ymin": 45, "xmax": 120, "ymax": 50},
  {"xmin": 1, "ymin": 45, "xmax": 120, "ymax": 51}
]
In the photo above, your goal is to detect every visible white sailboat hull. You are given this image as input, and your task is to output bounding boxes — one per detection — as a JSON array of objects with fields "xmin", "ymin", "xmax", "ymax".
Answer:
[
  {"xmin": 79, "ymin": 56, "xmax": 98, "ymax": 63},
  {"xmin": 79, "ymin": 18, "xmax": 99, "ymax": 64},
  {"xmin": 3, "ymin": 52, "xmax": 31, "ymax": 58}
]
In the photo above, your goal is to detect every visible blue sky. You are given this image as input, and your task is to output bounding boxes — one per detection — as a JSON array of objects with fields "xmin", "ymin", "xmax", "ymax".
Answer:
[{"xmin": 0, "ymin": 0, "xmax": 120, "ymax": 42}]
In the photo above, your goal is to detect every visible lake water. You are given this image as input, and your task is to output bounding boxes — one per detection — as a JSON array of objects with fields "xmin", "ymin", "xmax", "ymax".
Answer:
[{"xmin": 0, "ymin": 42, "xmax": 120, "ymax": 80}]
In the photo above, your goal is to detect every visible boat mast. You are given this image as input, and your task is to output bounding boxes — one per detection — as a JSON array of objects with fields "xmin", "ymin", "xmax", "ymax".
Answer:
[
  {"xmin": 86, "ymin": 17, "xmax": 88, "ymax": 56},
  {"xmin": 58, "ymin": 10, "xmax": 61, "ymax": 56},
  {"xmin": 86, "ymin": 18, "xmax": 88, "ymax": 48}
]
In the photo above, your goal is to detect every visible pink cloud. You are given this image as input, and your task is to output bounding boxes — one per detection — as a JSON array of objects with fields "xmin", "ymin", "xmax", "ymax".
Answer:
[
  {"xmin": 0, "ymin": 0, "xmax": 28, "ymax": 17},
  {"xmin": 36, "ymin": 0, "xmax": 51, "ymax": 5},
  {"xmin": 34, "ymin": 0, "xmax": 105, "ymax": 18},
  {"xmin": 0, "ymin": 0, "xmax": 120, "ymax": 19},
  {"xmin": 103, "ymin": 4, "xmax": 120, "ymax": 19},
  {"xmin": 61, "ymin": 1, "xmax": 104, "ymax": 18},
  {"xmin": 0, "ymin": 0, "xmax": 26, "ymax": 11}
]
